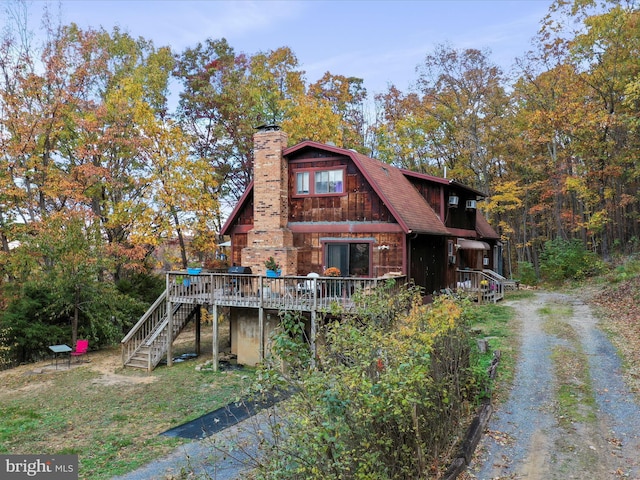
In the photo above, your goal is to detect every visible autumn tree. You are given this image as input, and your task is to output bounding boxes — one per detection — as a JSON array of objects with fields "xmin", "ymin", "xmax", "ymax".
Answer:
[
  {"xmin": 2, "ymin": 210, "xmax": 149, "ymax": 358},
  {"xmin": 307, "ymin": 72, "xmax": 368, "ymax": 150},
  {"xmin": 0, "ymin": 7, "xmax": 177, "ymax": 353},
  {"xmin": 174, "ymin": 40, "xmax": 306, "ymax": 213},
  {"xmin": 174, "ymin": 39, "xmax": 373, "ymax": 213},
  {"xmin": 506, "ymin": 0, "xmax": 640, "ymax": 263},
  {"xmin": 63, "ymin": 26, "xmax": 175, "ymax": 280},
  {"xmin": 143, "ymin": 117, "xmax": 220, "ymax": 269},
  {"xmin": 372, "ymin": 86, "xmax": 441, "ymax": 172},
  {"xmin": 373, "ymin": 45, "xmax": 511, "ymax": 195},
  {"xmin": 565, "ymin": 1, "xmax": 640, "ymax": 257}
]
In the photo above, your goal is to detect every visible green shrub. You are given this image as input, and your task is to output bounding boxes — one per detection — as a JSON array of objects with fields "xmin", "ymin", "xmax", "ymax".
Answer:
[
  {"xmin": 608, "ymin": 256, "xmax": 640, "ymax": 283},
  {"xmin": 517, "ymin": 261, "xmax": 538, "ymax": 286},
  {"xmin": 0, "ymin": 279, "xmax": 150, "ymax": 365},
  {"xmin": 0, "ymin": 284, "xmax": 67, "ymax": 363},
  {"xmin": 251, "ymin": 289, "xmax": 486, "ymax": 479},
  {"xmin": 539, "ymin": 238, "xmax": 603, "ymax": 283}
]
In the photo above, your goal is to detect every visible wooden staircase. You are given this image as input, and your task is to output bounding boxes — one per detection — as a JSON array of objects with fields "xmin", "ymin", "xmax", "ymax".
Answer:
[{"xmin": 121, "ymin": 290, "xmax": 199, "ymax": 371}]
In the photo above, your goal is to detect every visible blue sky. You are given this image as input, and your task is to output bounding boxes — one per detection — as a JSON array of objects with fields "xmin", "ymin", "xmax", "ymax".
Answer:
[{"xmin": 24, "ymin": 0, "xmax": 552, "ymax": 95}]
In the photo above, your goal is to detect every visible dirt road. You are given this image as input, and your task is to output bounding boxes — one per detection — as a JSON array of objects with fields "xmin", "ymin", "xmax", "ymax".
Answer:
[{"xmin": 466, "ymin": 292, "xmax": 640, "ymax": 480}]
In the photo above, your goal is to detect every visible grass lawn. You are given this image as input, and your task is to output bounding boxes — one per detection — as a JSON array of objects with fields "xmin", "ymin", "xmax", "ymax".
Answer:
[
  {"xmin": 0, "ymin": 336, "xmax": 255, "ymax": 480},
  {"xmin": 468, "ymin": 289, "xmax": 533, "ymax": 400}
]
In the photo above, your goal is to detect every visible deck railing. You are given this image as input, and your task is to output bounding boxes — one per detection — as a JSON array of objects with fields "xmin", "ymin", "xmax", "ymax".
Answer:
[
  {"xmin": 456, "ymin": 269, "xmax": 504, "ymax": 303},
  {"xmin": 166, "ymin": 271, "xmax": 407, "ymax": 312},
  {"xmin": 121, "ymin": 290, "xmax": 168, "ymax": 366}
]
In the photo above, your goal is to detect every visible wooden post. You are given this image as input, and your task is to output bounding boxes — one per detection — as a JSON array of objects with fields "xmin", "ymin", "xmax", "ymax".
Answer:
[
  {"xmin": 195, "ymin": 305, "xmax": 201, "ymax": 355},
  {"xmin": 310, "ymin": 310, "xmax": 317, "ymax": 368},
  {"xmin": 212, "ymin": 303, "xmax": 219, "ymax": 372},
  {"xmin": 310, "ymin": 278, "xmax": 318, "ymax": 368},
  {"xmin": 259, "ymin": 307, "xmax": 265, "ymax": 362},
  {"xmin": 259, "ymin": 276, "xmax": 265, "ymax": 362}
]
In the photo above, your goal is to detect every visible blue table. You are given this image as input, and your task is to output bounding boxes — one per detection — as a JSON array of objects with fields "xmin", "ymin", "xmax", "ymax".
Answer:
[{"xmin": 49, "ymin": 344, "xmax": 72, "ymax": 369}]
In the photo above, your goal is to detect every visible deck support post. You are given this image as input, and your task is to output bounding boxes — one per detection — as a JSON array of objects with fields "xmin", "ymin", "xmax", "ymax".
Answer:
[
  {"xmin": 310, "ymin": 310, "xmax": 317, "ymax": 368},
  {"xmin": 259, "ymin": 307, "xmax": 265, "ymax": 362},
  {"xmin": 258, "ymin": 276, "xmax": 265, "ymax": 362},
  {"xmin": 212, "ymin": 303, "xmax": 219, "ymax": 372},
  {"xmin": 311, "ymin": 281, "xmax": 318, "ymax": 367},
  {"xmin": 195, "ymin": 305, "xmax": 201, "ymax": 355}
]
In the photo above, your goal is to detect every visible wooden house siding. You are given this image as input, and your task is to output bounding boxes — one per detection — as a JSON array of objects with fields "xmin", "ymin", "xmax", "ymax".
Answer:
[
  {"xmin": 446, "ymin": 206, "xmax": 477, "ymax": 231},
  {"xmin": 289, "ymin": 157, "xmax": 396, "ymax": 224},
  {"xmin": 220, "ymin": 132, "xmax": 503, "ymax": 290},
  {"xmin": 411, "ymin": 179, "xmax": 477, "ymax": 231},
  {"xmin": 413, "ymin": 183, "xmax": 444, "ymax": 219},
  {"xmin": 292, "ymin": 231, "xmax": 405, "ymax": 277},
  {"xmin": 230, "ymin": 233, "xmax": 248, "ymax": 267}
]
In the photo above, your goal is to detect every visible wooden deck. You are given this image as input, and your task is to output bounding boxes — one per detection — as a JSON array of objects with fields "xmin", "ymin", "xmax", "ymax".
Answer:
[
  {"xmin": 166, "ymin": 271, "xmax": 407, "ymax": 312},
  {"xmin": 122, "ymin": 270, "xmax": 503, "ymax": 371},
  {"xmin": 122, "ymin": 272, "xmax": 408, "ymax": 371}
]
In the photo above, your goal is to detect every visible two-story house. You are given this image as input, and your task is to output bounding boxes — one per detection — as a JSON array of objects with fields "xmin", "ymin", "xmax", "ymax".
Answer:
[
  {"xmin": 222, "ymin": 126, "xmax": 501, "ymax": 292},
  {"xmin": 121, "ymin": 126, "xmax": 503, "ymax": 371}
]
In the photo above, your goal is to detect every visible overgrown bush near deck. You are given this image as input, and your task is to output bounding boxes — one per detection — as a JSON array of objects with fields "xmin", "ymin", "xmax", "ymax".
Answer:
[{"xmin": 251, "ymin": 284, "xmax": 486, "ymax": 479}]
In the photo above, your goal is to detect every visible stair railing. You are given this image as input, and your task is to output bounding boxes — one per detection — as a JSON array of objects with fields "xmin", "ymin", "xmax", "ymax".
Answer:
[
  {"xmin": 143, "ymin": 303, "xmax": 199, "ymax": 370},
  {"xmin": 121, "ymin": 290, "xmax": 168, "ymax": 366}
]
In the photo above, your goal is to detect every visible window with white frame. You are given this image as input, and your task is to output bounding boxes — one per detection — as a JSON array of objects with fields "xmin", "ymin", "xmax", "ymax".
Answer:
[
  {"xmin": 296, "ymin": 171, "xmax": 310, "ymax": 194},
  {"xmin": 294, "ymin": 168, "xmax": 344, "ymax": 196}
]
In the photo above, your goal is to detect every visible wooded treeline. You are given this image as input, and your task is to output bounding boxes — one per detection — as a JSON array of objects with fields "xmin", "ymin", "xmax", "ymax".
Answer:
[{"xmin": 0, "ymin": 0, "xmax": 638, "ymax": 358}]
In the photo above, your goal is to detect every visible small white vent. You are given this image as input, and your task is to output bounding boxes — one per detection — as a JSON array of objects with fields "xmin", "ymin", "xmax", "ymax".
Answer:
[
  {"xmin": 466, "ymin": 199, "xmax": 477, "ymax": 210},
  {"xmin": 448, "ymin": 195, "xmax": 459, "ymax": 207}
]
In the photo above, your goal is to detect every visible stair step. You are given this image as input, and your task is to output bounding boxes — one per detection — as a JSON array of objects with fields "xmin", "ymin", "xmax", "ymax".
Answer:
[
  {"xmin": 125, "ymin": 359, "xmax": 149, "ymax": 369},
  {"xmin": 122, "ymin": 302, "xmax": 198, "ymax": 371}
]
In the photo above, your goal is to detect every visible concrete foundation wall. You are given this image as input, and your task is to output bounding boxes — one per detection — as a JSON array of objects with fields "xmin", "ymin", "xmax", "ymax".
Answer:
[{"xmin": 230, "ymin": 308, "xmax": 279, "ymax": 366}]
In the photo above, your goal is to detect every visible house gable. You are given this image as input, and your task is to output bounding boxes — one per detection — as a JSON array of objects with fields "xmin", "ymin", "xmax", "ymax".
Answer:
[
  {"xmin": 403, "ymin": 172, "xmax": 481, "ymax": 233},
  {"xmin": 287, "ymin": 148, "xmax": 398, "ymax": 226},
  {"xmin": 221, "ymin": 182, "xmax": 254, "ymax": 235},
  {"xmin": 284, "ymin": 141, "xmax": 449, "ymax": 235}
]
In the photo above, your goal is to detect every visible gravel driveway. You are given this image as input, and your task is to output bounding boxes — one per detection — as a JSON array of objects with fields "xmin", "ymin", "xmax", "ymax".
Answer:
[{"xmin": 467, "ymin": 291, "xmax": 640, "ymax": 480}]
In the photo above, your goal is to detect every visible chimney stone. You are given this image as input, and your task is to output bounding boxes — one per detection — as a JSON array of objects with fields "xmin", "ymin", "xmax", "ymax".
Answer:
[{"xmin": 243, "ymin": 128, "xmax": 298, "ymax": 276}]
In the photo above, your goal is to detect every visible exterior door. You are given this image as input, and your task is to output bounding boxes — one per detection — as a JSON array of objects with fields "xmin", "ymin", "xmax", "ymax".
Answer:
[{"xmin": 410, "ymin": 235, "xmax": 445, "ymax": 294}]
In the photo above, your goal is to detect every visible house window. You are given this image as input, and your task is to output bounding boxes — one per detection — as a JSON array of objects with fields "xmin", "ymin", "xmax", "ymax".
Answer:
[
  {"xmin": 294, "ymin": 168, "xmax": 345, "ymax": 196},
  {"xmin": 325, "ymin": 242, "xmax": 370, "ymax": 276},
  {"xmin": 296, "ymin": 172, "xmax": 309, "ymax": 194},
  {"xmin": 315, "ymin": 169, "xmax": 343, "ymax": 194}
]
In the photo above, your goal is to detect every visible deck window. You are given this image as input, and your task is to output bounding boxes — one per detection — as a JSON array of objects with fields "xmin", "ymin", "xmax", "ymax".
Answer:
[
  {"xmin": 294, "ymin": 168, "xmax": 345, "ymax": 196},
  {"xmin": 325, "ymin": 242, "xmax": 370, "ymax": 276}
]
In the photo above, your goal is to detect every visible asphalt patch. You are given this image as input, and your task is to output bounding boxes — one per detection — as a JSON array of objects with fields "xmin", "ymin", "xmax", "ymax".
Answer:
[{"xmin": 160, "ymin": 390, "xmax": 286, "ymax": 439}]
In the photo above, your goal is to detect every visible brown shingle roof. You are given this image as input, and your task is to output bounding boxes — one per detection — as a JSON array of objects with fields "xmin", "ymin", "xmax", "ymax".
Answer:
[
  {"xmin": 351, "ymin": 153, "xmax": 450, "ymax": 235},
  {"xmin": 475, "ymin": 209, "xmax": 500, "ymax": 239}
]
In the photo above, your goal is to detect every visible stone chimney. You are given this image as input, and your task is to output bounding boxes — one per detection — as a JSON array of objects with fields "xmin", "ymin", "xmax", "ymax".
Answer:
[{"xmin": 242, "ymin": 126, "xmax": 298, "ymax": 275}]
